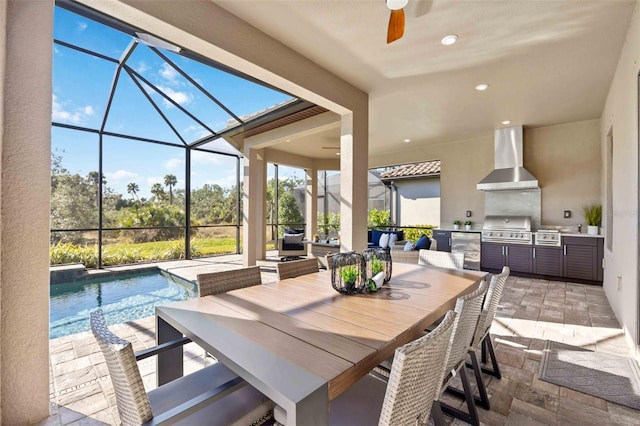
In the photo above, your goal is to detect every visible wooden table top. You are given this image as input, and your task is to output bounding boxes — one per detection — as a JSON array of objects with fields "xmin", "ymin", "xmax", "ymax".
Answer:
[{"xmin": 157, "ymin": 263, "xmax": 486, "ymax": 403}]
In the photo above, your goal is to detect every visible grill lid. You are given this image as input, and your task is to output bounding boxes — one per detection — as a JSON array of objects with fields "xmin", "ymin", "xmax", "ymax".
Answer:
[{"xmin": 482, "ymin": 215, "xmax": 531, "ymax": 231}]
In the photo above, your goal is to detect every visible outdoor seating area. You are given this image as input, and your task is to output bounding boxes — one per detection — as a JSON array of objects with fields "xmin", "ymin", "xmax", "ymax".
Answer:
[{"xmin": 42, "ymin": 254, "xmax": 640, "ymax": 425}]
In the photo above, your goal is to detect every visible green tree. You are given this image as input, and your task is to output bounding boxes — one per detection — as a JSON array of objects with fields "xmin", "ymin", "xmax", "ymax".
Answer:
[
  {"xmin": 266, "ymin": 176, "xmax": 304, "ymax": 234},
  {"xmin": 368, "ymin": 208, "xmax": 393, "ymax": 228},
  {"xmin": 164, "ymin": 174, "xmax": 177, "ymax": 205},
  {"xmin": 150, "ymin": 183, "xmax": 166, "ymax": 202},
  {"xmin": 127, "ymin": 182, "xmax": 140, "ymax": 200}
]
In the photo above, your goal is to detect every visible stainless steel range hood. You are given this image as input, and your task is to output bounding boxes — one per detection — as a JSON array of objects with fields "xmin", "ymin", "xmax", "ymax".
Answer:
[{"xmin": 477, "ymin": 126, "xmax": 539, "ymax": 191}]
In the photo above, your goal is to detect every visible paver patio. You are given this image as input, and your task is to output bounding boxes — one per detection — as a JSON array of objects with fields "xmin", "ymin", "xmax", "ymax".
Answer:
[{"xmin": 40, "ymin": 254, "xmax": 640, "ymax": 425}]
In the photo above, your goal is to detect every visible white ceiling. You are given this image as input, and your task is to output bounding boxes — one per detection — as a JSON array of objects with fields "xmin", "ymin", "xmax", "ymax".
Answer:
[{"xmin": 216, "ymin": 0, "xmax": 636, "ymax": 159}]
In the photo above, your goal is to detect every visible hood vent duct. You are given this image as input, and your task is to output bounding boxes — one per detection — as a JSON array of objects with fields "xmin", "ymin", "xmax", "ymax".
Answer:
[{"xmin": 477, "ymin": 125, "xmax": 539, "ymax": 191}]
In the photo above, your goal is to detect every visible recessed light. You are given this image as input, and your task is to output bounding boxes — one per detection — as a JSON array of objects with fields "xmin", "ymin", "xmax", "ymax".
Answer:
[
  {"xmin": 403, "ymin": 139, "xmax": 411, "ymax": 143},
  {"xmin": 475, "ymin": 83, "xmax": 489, "ymax": 91},
  {"xmin": 501, "ymin": 120, "xmax": 511, "ymax": 125},
  {"xmin": 285, "ymin": 139, "xmax": 291, "ymax": 142},
  {"xmin": 441, "ymin": 34, "xmax": 458, "ymax": 46},
  {"xmin": 336, "ymin": 152, "xmax": 340, "ymax": 156}
]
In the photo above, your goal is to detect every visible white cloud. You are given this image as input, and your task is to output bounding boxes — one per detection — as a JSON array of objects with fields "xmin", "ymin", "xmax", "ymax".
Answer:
[
  {"xmin": 156, "ymin": 85, "xmax": 192, "ymax": 108},
  {"xmin": 136, "ymin": 61, "xmax": 150, "ymax": 74},
  {"xmin": 159, "ymin": 63, "xmax": 179, "ymax": 83},
  {"xmin": 202, "ymin": 175, "xmax": 236, "ymax": 189},
  {"xmin": 77, "ymin": 22, "xmax": 88, "ymax": 32},
  {"xmin": 165, "ymin": 158, "xmax": 182, "ymax": 170},
  {"xmin": 185, "ymin": 125, "xmax": 212, "ymax": 140},
  {"xmin": 51, "ymin": 94, "xmax": 95, "ymax": 125},
  {"xmin": 105, "ymin": 170, "xmax": 138, "ymax": 182},
  {"xmin": 146, "ymin": 176, "xmax": 163, "ymax": 186},
  {"xmin": 192, "ymin": 150, "xmax": 221, "ymax": 165}
]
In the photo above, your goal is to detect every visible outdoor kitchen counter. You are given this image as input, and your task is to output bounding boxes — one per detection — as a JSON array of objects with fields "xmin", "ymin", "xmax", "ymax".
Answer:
[
  {"xmin": 560, "ymin": 233, "xmax": 604, "ymax": 238},
  {"xmin": 437, "ymin": 228, "xmax": 482, "ymax": 232}
]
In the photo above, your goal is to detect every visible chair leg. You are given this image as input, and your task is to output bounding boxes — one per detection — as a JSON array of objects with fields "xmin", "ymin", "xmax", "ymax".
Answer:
[
  {"xmin": 481, "ymin": 336, "xmax": 488, "ymax": 364},
  {"xmin": 441, "ymin": 367, "xmax": 480, "ymax": 426},
  {"xmin": 446, "ymin": 350, "xmax": 491, "ymax": 410},
  {"xmin": 480, "ymin": 335, "xmax": 501, "ymax": 379},
  {"xmin": 431, "ymin": 401, "xmax": 446, "ymax": 426}
]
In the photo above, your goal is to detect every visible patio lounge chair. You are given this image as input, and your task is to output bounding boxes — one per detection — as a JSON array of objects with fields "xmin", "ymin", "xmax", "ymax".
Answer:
[{"xmin": 90, "ymin": 309, "xmax": 273, "ymax": 425}]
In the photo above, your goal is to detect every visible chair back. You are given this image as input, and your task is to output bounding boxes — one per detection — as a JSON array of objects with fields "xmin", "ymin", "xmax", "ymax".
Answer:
[
  {"xmin": 197, "ymin": 266, "xmax": 262, "ymax": 297},
  {"xmin": 90, "ymin": 310, "xmax": 153, "ymax": 425},
  {"xmin": 276, "ymin": 257, "xmax": 319, "ymax": 280},
  {"xmin": 472, "ymin": 266, "xmax": 510, "ymax": 347},
  {"xmin": 445, "ymin": 281, "xmax": 488, "ymax": 374},
  {"xmin": 418, "ymin": 250, "xmax": 464, "ymax": 270},
  {"xmin": 379, "ymin": 310, "xmax": 457, "ymax": 426}
]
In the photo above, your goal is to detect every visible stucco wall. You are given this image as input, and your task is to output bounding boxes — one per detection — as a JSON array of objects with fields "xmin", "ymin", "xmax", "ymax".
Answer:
[
  {"xmin": 525, "ymin": 120, "xmax": 602, "ymax": 227},
  {"xmin": 394, "ymin": 179, "xmax": 441, "ymax": 227},
  {"xmin": 371, "ymin": 135, "xmax": 493, "ymax": 227},
  {"xmin": 370, "ymin": 120, "xmax": 601, "ymax": 229},
  {"xmin": 600, "ymin": 4, "xmax": 640, "ymax": 353},
  {"xmin": 0, "ymin": 1, "xmax": 52, "ymax": 422}
]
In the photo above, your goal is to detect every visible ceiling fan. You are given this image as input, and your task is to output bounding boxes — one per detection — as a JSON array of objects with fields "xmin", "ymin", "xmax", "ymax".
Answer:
[{"xmin": 386, "ymin": 0, "xmax": 408, "ymax": 44}]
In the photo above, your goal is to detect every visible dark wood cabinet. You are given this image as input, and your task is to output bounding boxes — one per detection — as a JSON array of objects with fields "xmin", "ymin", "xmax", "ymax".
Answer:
[
  {"xmin": 433, "ymin": 230, "xmax": 451, "ymax": 252},
  {"xmin": 533, "ymin": 246, "xmax": 563, "ymax": 277},
  {"xmin": 563, "ymin": 236, "xmax": 604, "ymax": 282},
  {"xmin": 481, "ymin": 243, "xmax": 533, "ymax": 273}
]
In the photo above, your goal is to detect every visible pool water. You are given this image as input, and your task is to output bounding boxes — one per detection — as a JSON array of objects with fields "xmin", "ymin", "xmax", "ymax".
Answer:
[{"xmin": 50, "ymin": 271, "xmax": 197, "ymax": 339}]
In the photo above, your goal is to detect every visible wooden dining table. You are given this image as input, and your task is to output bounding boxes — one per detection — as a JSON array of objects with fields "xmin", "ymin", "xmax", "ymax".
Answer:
[{"xmin": 155, "ymin": 262, "xmax": 486, "ymax": 425}]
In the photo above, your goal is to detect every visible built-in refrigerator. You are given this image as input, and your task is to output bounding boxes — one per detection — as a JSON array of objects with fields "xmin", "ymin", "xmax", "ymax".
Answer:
[{"xmin": 451, "ymin": 232, "xmax": 481, "ymax": 270}]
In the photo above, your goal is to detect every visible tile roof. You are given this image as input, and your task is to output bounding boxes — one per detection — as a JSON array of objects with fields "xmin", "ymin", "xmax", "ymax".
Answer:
[{"xmin": 380, "ymin": 160, "xmax": 441, "ymax": 180}]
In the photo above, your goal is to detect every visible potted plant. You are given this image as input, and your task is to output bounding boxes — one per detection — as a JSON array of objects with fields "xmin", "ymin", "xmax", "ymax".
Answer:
[
  {"xmin": 464, "ymin": 220, "xmax": 472, "ymax": 230},
  {"xmin": 340, "ymin": 265, "xmax": 358, "ymax": 293},
  {"xmin": 453, "ymin": 220, "xmax": 461, "ymax": 230},
  {"xmin": 367, "ymin": 257, "xmax": 385, "ymax": 291},
  {"xmin": 583, "ymin": 204, "xmax": 602, "ymax": 235}
]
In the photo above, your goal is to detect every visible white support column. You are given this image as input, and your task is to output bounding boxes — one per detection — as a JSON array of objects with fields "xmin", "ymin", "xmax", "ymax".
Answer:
[
  {"xmin": 243, "ymin": 147, "xmax": 266, "ymax": 266},
  {"xmin": 339, "ymin": 112, "xmax": 368, "ymax": 252},
  {"xmin": 305, "ymin": 167, "xmax": 318, "ymax": 241},
  {"xmin": 0, "ymin": 1, "xmax": 52, "ymax": 423}
]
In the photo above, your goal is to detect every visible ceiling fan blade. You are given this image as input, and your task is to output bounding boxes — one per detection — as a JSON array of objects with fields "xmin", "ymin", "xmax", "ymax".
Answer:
[{"xmin": 387, "ymin": 8, "xmax": 405, "ymax": 44}]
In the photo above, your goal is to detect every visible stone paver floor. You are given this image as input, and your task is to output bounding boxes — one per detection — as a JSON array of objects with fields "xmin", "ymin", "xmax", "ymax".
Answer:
[{"xmin": 39, "ymin": 257, "xmax": 640, "ymax": 425}]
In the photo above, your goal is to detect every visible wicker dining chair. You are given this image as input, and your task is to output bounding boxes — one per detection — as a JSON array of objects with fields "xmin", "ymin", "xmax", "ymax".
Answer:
[
  {"xmin": 418, "ymin": 250, "xmax": 465, "ymax": 270},
  {"xmin": 276, "ymin": 257, "xmax": 319, "ymax": 280},
  {"xmin": 90, "ymin": 309, "xmax": 273, "ymax": 426},
  {"xmin": 373, "ymin": 280, "xmax": 487, "ymax": 426},
  {"xmin": 197, "ymin": 266, "xmax": 262, "ymax": 297},
  {"xmin": 329, "ymin": 310, "xmax": 457, "ymax": 426},
  {"xmin": 472, "ymin": 266, "xmax": 510, "ymax": 378},
  {"xmin": 445, "ymin": 266, "xmax": 511, "ymax": 411}
]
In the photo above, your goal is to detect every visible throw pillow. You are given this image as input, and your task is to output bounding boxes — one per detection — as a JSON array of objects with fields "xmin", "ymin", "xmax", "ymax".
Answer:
[
  {"xmin": 371, "ymin": 229, "xmax": 385, "ymax": 246},
  {"xmin": 403, "ymin": 241, "xmax": 415, "ymax": 251},
  {"xmin": 285, "ymin": 228, "xmax": 305, "ymax": 235},
  {"xmin": 283, "ymin": 233, "xmax": 304, "ymax": 245},
  {"xmin": 388, "ymin": 233, "xmax": 398, "ymax": 247},
  {"xmin": 415, "ymin": 234, "xmax": 431, "ymax": 250},
  {"xmin": 378, "ymin": 232, "xmax": 390, "ymax": 249}
]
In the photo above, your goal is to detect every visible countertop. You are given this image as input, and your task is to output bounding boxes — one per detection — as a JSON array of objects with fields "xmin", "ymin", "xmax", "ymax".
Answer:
[
  {"xmin": 435, "ymin": 227, "xmax": 482, "ymax": 233},
  {"xmin": 560, "ymin": 232, "xmax": 604, "ymax": 238}
]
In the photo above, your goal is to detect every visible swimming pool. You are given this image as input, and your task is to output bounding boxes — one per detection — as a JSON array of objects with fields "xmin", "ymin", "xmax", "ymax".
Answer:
[{"xmin": 50, "ymin": 270, "xmax": 197, "ymax": 339}]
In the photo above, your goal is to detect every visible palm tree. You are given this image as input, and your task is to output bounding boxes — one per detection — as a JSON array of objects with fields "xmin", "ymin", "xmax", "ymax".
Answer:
[
  {"xmin": 164, "ymin": 174, "xmax": 177, "ymax": 205},
  {"xmin": 126, "ymin": 182, "xmax": 140, "ymax": 200},
  {"xmin": 150, "ymin": 183, "xmax": 166, "ymax": 202}
]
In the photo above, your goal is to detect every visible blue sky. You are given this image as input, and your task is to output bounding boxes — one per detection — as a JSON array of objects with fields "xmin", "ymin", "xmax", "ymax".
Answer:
[{"xmin": 52, "ymin": 6, "xmax": 300, "ymax": 198}]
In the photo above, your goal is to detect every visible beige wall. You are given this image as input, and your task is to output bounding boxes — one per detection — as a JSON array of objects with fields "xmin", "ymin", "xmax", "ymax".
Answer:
[
  {"xmin": 0, "ymin": 1, "xmax": 52, "ymax": 422},
  {"xmin": 370, "ymin": 120, "xmax": 601, "ymax": 229},
  {"xmin": 600, "ymin": 4, "xmax": 640, "ymax": 353},
  {"xmin": 525, "ymin": 120, "xmax": 601, "ymax": 227},
  {"xmin": 371, "ymin": 135, "xmax": 493, "ymax": 226}
]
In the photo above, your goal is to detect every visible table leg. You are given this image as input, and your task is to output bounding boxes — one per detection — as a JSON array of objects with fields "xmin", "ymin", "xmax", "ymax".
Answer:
[
  {"xmin": 156, "ymin": 316, "xmax": 183, "ymax": 386},
  {"xmin": 274, "ymin": 384, "xmax": 329, "ymax": 425}
]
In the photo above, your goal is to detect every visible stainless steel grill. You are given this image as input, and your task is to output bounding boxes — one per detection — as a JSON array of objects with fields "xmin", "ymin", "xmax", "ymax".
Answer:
[
  {"xmin": 534, "ymin": 230, "xmax": 561, "ymax": 247},
  {"xmin": 481, "ymin": 215, "xmax": 533, "ymax": 245}
]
